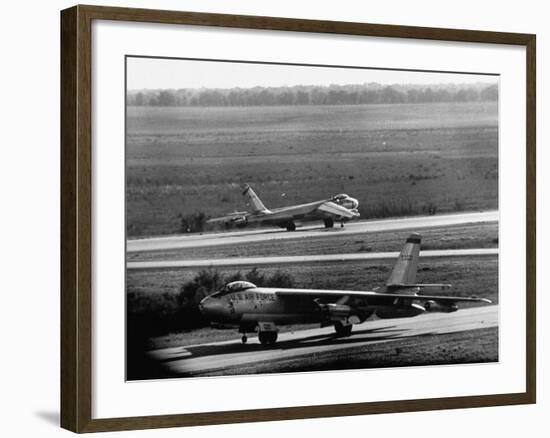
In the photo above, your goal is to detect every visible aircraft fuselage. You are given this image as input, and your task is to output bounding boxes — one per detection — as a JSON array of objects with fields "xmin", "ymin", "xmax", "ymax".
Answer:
[
  {"xmin": 199, "ymin": 287, "xmax": 321, "ymax": 326},
  {"xmin": 245, "ymin": 200, "xmax": 351, "ymax": 225},
  {"xmin": 198, "ymin": 286, "xmax": 395, "ymax": 327}
]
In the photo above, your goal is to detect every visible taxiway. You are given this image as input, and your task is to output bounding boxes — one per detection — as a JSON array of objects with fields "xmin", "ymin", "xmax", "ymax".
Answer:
[
  {"xmin": 148, "ymin": 305, "xmax": 498, "ymax": 377},
  {"xmin": 127, "ymin": 211, "xmax": 498, "ymax": 253}
]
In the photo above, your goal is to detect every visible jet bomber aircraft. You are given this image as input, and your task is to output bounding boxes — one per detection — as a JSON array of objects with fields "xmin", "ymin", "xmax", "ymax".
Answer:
[
  {"xmin": 207, "ymin": 184, "xmax": 360, "ymax": 231},
  {"xmin": 199, "ymin": 233, "xmax": 491, "ymax": 345}
]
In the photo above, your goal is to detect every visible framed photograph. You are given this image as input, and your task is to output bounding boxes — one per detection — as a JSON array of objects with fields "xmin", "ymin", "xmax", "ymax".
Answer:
[{"xmin": 60, "ymin": 4, "xmax": 536, "ymax": 433}]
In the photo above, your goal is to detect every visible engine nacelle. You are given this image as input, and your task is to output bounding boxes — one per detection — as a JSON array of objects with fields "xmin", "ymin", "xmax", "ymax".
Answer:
[
  {"xmin": 317, "ymin": 301, "xmax": 372, "ymax": 324},
  {"xmin": 375, "ymin": 303, "xmax": 426, "ymax": 319},
  {"xmin": 424, "ymin": 300, "xmax": 458, "ymax": 313},
  {"xmin": 229, "ymin": 216, "xmax": 249, "ymax": 228},
  {"xmin": 320, "ymin": 303, "xmax": 353, "ymax": 321}
]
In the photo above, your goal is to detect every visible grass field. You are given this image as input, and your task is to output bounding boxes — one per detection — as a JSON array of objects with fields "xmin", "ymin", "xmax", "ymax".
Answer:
[
  {"xmin": 126, "ymin": 102, "xmax": 498, "ymax": 237},
  {"xmin": 128, "ymin": 222, "xmax": 498, "ymax": 262}
]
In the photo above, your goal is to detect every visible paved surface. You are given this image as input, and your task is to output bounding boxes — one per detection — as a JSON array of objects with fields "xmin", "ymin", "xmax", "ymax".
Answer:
[
  {"xmin": 127, "ymin": 211, "xmax": 498, "ymax": 253},
  {"xmin": 148, "ymin": 305, "xmax": 498, "ymax": 376},
  {"xmin": 128, "ymin": 248, "xmax": 498, "ymax": 270}
]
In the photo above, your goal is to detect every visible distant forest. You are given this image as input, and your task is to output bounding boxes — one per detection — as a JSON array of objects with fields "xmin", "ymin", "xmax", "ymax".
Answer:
[{"xmin": 127, "ymin": 82, "xmax": 498, "ymax": 107}]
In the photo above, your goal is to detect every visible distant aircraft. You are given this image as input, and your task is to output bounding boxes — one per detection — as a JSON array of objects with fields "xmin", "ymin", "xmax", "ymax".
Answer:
[
  {"xmin": 199, "ymin": 233, "xmax": 491, "ymax": 345},
  {"xmin": 207, "ymin": 184, "xmax": 360, "ymax": 231}
]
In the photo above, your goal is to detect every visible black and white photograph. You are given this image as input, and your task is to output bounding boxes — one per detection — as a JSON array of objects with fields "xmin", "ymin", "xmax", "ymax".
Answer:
[
  {"xmin": 1, "ymin": 0, "xmax": 544, "ymax": 435},
  {"xmin": 125, "ymin": 56, "xmax": 499, "ymax": 381}
]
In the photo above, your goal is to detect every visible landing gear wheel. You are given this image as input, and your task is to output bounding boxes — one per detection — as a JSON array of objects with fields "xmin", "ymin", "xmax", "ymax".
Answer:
[
  {"xmin": 340, "ymin": 221, "xmax": 345, "ymax": 228},
  {"xmin": 323, "ymin": 218, "xmax": 334, "ymax": 228},
  {"xmin": 334, "ymin": 321, "xmax": 353, "ymax": 337},
  {"xmin": 258, "ymin": 331, "xmax": 278, "ymax": 345},
  {"xmin": 286, "ymin": 222, "xmax": 296, "ymax": 231},
  {"xmin": 241, "ymin": 335, "xmax": 247, "ymax": 344}
]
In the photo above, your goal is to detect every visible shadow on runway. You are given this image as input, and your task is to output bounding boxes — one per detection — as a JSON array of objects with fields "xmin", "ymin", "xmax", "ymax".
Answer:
[
  {"xmin": 224, "ymin": 228, "xmax": 343, "ymax": 240},
  {"xmin": 157, "ymin": 326, "xmax": 408, "ymax": 364},
  {"xmin": 205, "ymin": 223, "xmax": 347, "ymax": 239}
]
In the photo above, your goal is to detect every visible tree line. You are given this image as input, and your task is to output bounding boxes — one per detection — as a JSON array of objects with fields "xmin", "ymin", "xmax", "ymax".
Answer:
[{"xmin": 127, "ymin": 83, "xmax": 498, "ymax": 107}]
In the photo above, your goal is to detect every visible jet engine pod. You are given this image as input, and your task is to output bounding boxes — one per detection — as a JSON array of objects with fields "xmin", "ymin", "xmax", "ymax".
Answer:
[
  {"xmin": 375, "ymin": 303, "xmax": 426, "ymax": 319},
  {"xmin": 231, "ymin": 216, "xmax": 249, "ymax": 228},
  {"xmin": 319, "ymin": 303, "xmax": 353, "ymax": 321},
  {"xmin": 424, "ymin": 300, "xmax": 458, "ymax": 313}
]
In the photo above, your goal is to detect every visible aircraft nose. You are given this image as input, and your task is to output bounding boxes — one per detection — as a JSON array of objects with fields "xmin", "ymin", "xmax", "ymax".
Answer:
[
  {"xmin": 350, "ymin": 198, "xmax": 359, "ymax": 209},
  {"xmin": 198, "ymin": 296, "xmax": 211, "ymax": 316},
  {"xmin": 199, "ymin": 296, "xmax": 227, "ymax": 321}
]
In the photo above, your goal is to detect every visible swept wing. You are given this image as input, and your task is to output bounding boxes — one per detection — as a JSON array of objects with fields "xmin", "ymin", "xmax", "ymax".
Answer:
[{"xmin": 274, "ymin": 288, "xmax": 491, "ymax": 304}]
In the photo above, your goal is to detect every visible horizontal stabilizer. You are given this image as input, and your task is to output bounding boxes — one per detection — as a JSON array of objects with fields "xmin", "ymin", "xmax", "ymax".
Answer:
[
  {"xmin": 387, "ymin": 283, "xmax": 452, "ymax": 290},
  {"xmin": 206, "ymin": 212, "xmax": 247, "ymax": 224}
]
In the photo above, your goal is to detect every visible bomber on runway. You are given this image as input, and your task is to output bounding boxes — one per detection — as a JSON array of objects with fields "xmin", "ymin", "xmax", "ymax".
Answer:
[
  {"xmin": 207, "ymin": 184, "xmax": 360, "ymax": 231},
  {"xmin": 199, "ymin": 233, "xmax": 491, "ymax": 345}
]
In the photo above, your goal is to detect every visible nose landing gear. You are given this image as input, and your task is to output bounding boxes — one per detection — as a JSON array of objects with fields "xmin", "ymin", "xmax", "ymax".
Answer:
[{"xmin": 241, "ymin": 335, "xmax": 247, "ymax": 344}]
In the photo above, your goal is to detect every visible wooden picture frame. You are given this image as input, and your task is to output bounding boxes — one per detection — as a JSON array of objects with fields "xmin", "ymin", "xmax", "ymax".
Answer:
[{"xmin": 61, "ymin": 4, "xmax": 536, "ymax": 433}]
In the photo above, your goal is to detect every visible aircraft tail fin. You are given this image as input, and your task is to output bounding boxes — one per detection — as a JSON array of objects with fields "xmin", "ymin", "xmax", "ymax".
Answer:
[
  {"xmin": 242, "ymin": 184, "xmax": 268, "ymax": 213},
  {"xmin": 386, "ymin": 233, "xmax": 421, "ymax": 288}
]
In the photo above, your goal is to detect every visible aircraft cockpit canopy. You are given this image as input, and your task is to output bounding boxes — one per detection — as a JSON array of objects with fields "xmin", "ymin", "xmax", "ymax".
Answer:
[
  {"xmin": 225, "ymin": 281, "xmax": 256, "ymax": 292},
  {"xmin": 333, "ymin": 193, "xmax": 349, "ymax": 200},
  {"xmin": 211, "ymin": 281, "xmax": 257, "ymax": 297}
]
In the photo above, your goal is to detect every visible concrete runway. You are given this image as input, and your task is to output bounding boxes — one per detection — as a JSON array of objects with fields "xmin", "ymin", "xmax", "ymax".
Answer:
[
  {"xmin": 148, "ymin": 305, "xmax": 498, "ymax": 376},
  {"xmin": 127, "ymin": 211, "xmax": 498, "ymax": 253},
  {"xmin": 127, "ymin": 248, "xmax": 498, "ymax": 270}
]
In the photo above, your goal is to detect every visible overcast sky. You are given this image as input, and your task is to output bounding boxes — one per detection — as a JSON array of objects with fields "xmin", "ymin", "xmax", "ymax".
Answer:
[{"xmin": 127, "ymin": 56, "xmax": 498, "ymax": 91}]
